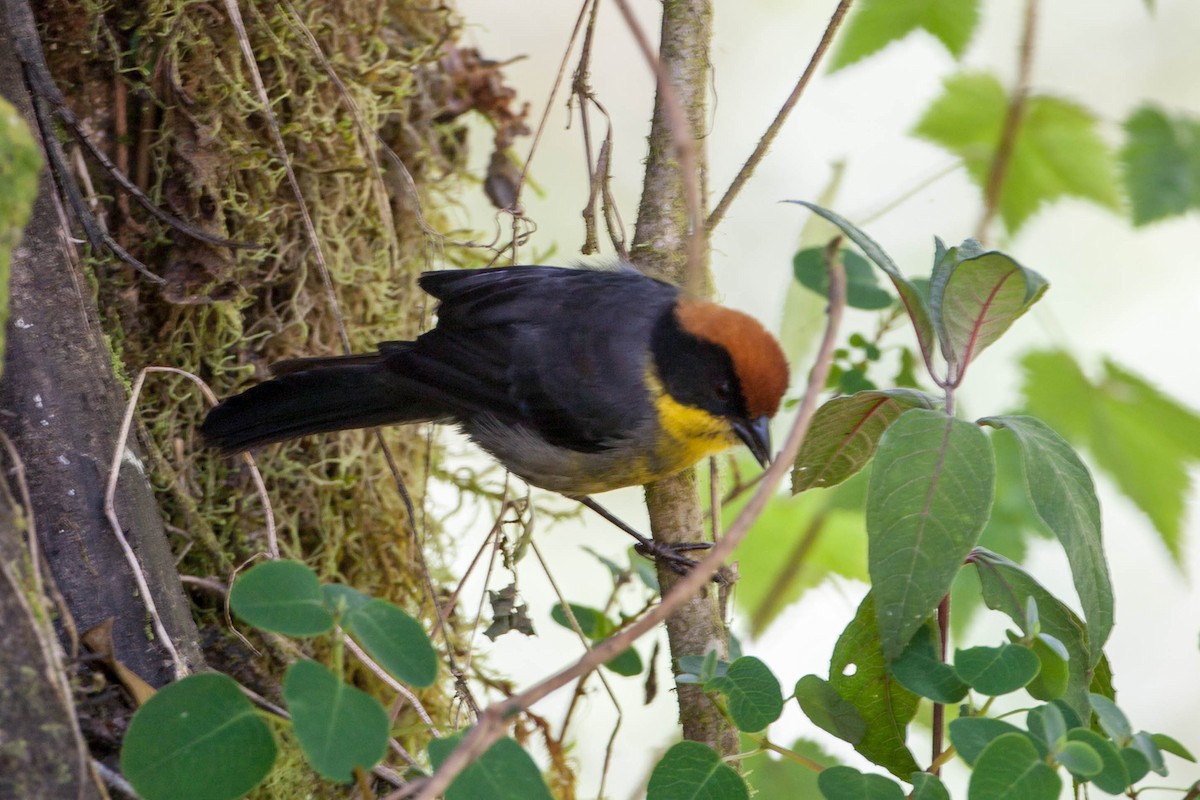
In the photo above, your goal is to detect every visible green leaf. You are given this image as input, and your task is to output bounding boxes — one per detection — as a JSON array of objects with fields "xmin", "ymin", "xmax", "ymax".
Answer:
[
  {"xmin": 1090, "ymin": 693, "xmax": 1133, "ymax": 744},
  {"xmin": 954, "ymin": 643, "xmax": 1040, "ymax": 696},
  {"xmin": 788, "ymin": 201, "xmax": 936, "ymax": 363},
  {"xmin": 550, "ymin": 602, "xmax": 610, "ymax": 638},
  {"xmin": 1067, "ymin": 728, "xmax": 1130, "ymax": 794},
  {"xmin": 829, "ymin": 594, "xmax": 921, "ymax": 779},
  {"xmin": 707, "ymin": 657, "xmax": 784, "ymax": 732},
  {"xmin": 1120, "ymin": 105, "xmax": 1200, "ymax": 225},
  {"xmin": 429, "ymin": 732, "xmax": 554, "ymax": 800},
  {"xmin": 794, "ymin": 674, "xmax": 867, "ymax": 745},
  {"xmin": 1150, "ymin": 732, "xmax": 1196, "ymax": 763},
  {"xmin": 1056, "ymin": 740, "xmax": 1103, "ymax": 779},
  {"xmin": 1020, "ymin": 350, "xmax": 1200, "ymax": 563},
  {"xmin": 913, "ymin": 72, "xmax": 1120, "ymax": 233},
  {"xmin": 827, "ymin": 0, "xmax": 980, "ymax": 71},
  {"xmin": 344, "ymin": 599, "xmax": 438, "ymax": 688},
  {"xmin": 322, "ymin": 583, "xmax": 372, "ymax": 615},
  {"xmin": 1122, "ymin": 746, "xmax": 1151, "ymax": 784},
  {"xmin": 817, "ymin": 765, "xmax": 905, "ymax": 800},
  {"xmin": 792, "ymin": 389, "xmax": 937, "ymax": 492},
  {"xmin": 971, "ymin": 550, "xmax": 1093, "ymax": 720},
  {"xmin": 121, "ymin": 673, "xmax": 276, "ymax": 800},
  {"xmin": 229, "ymin": 560, "xmax": 333, "ymax": 637},
  {"xmin": 981, "ymin": 416, "xmax": 1112, "ymax": 664},
  {"xmin": 283, "ymin": 660, "xmax": 389, "ymax": 782},
  {"xmin": 1133, "ymin": 731, "xmax": 1168, "ymax": 776},
  {"xmin": 646, "ymin": 741, "xmax": 748, "ymax": 800},
  {"xmin": 867, "ymin": 409, "xmax": 994, "ymax": 658},
  {"xmin": 888, "ymin": 625, "xmax": 968, "ymax": 703},
  {"xmin": 1026, "ymin": 634, "xmax": 1069, "ymax": 701},
  {"xmin": 969, "ymin": 733, "xmax": 1062, "ymax": 800},
  {"xmin": 949, "ymin": 718, "xmax": 1044, "ymax": 767},
  {"xmin": 910, "ymin": 772, "xmax": 950, "ymax": 800},
  {"xmin": 933, "ymin": 250, "xmax": 1047, "ymax": 376},
  {"xmin": 793, "ymin": 246, "xmax": 894, "ymax": 309},
  {"xmin": 1027, "ymin": 703, "xmax": 1067, "ymax": 753}
]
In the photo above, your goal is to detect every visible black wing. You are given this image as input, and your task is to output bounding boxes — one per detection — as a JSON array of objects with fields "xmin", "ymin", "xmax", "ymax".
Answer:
[{"xmin": 408, "ymin": 266, "xmax": 678, "ymax": 451}]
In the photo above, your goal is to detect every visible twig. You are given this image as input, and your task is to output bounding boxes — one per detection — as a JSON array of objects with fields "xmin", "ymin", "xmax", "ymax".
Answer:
[
  {"xmin": 975, "ymin": 0, "xmax": 1039, "ymax": 241},
  {"xmin": 932, "ymin": 594, "xmax": 951, "ymax": 773},
  {"xmin": 707, "ymin": 0, "xmax": 854, "ymax": 232},
  {"xmin": 345, "ymin": 636, "xmax": 441, "ymax": 736},
  {"xmin": 394, "ymin": 260, "xmax": 847, "ymax": 800}
]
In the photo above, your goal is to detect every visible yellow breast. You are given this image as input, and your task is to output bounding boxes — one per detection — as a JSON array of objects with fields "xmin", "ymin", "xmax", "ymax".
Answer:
[{"xmin": 651, "ymin": 386, "xmax": 739, "ymax": 471}]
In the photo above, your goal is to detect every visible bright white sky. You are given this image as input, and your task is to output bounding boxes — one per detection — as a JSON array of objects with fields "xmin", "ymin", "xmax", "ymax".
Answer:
[{"xmin": 438, "ymin": 1, "xmax": 1200, "ymax": 797}]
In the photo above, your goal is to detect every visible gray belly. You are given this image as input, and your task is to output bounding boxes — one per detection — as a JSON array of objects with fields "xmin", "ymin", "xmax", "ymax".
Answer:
[{"xmin": 463, "ymin": 417, "xmax": 666, "ymax": 495}]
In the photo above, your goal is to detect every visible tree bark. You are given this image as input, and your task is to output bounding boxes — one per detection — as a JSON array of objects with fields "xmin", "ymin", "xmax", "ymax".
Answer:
[{"xmin": 630, "ymin": 0, "xmax": 738, "ymax": 757}]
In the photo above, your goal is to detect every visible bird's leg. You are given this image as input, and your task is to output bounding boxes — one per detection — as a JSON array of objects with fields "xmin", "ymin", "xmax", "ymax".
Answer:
[{"xmin": 572, "ymin": 496, "xmax": 714, "ymax": 577}]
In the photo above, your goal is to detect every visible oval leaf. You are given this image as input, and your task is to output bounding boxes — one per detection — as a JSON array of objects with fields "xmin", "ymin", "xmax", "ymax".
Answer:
[
  {"xmin": 817, "ymin": 766, "xmax": 905, "ymax": 800},
  {"xmin": 1027, "ymin": 703, "xmax": 1067, "ymax": 752},
  {"xmin": 1026, "ymin": 634, "xmax": 1069, "ymax": 701},
  {"xmin": 429, "ymin": 732, "xmax": 554, "ymax": 800},
  {"xmin": 829, "ymin": 593, "xmax": 921, "ymax": 778},
  {"xmin": 344, "ymin": 599, "xmax": 438, "ymax": 688},
  {"xmin": 1151, "ymin": 732, "xmax": 1196, "ymax": 763},
  {"xmin": 121, "ymin": 673, "xmax": 276, "ymax": 800},
  {"xmin": 322, "ymin": 583, "xmax": 373, "ymax": 615},
  {"xmin": 888, "ymin": 625, "xmax": 968, "ymax": 703},
  {"xmin": 1067, "ymin": 728, "xmax": 1130, "ymax": 794},
  {"xmin": 982, "ymin": 415, "xmax": 1112, "ymax": 664},
  {"xmin": 910, "ymin": 772, "xmax": 951, "ymax": 800},
  {"xmin": 954, "ymin": 643, "xmax": 1040, "ymax": 696},
  {"xmin": 969, "ymin": 732, "xmax": 1062, "ymax": 800},
  {"xmin": 949, "ymin": 717, "xmax": 1044, "ymax": 767},
  {"xmin": 707, "ymin": 656, "xmax": 784, "ymax": 732},
  {"xmin": 1122, "ymin": 746, "xmax": 1151, "ymax": 784},
  {"xmin": 868, "ymin": 409, "xmax": 995, "ymax": 658},
  {"xmin": 1056, "ymin": 740, "xmax": 1103, "ymax": 779},
  {"xmin": 794, "ymin": 674, "xmax": 867, "ymax": 745},
  {"xmin": 229, "ymin": 559, "xmax": 333, "ymax": 637},
  {"xmin": 792, "ymin": 389, "xmax": 937, "ymax": 493},
  {"xmin": 646, "ymin": 741, "xmax": 748, "ymax": 800},
  {"xmin": 283, "ymin": 660, "xmax": 389, "ymax": 782}
]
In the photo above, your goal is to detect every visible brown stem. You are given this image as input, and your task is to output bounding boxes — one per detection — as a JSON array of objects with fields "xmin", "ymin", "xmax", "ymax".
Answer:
[
  {"xmin": 975, "ymin": 0, "xmax": 1038, "ymax": 241},
  {"xmin": 931, "ymin": 594, "xmax": 951, "ymax": 774}
]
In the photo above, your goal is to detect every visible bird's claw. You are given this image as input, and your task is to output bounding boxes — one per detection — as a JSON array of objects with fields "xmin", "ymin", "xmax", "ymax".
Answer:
[{"xmin": 633, "ymin": 539, "xmax": 725, "ymax": 583}]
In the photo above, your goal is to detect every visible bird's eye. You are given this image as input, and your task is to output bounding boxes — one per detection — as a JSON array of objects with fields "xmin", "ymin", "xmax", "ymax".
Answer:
[{"xmin": 715, "ymin": 380, "xmax": 732, "ymax": 401}]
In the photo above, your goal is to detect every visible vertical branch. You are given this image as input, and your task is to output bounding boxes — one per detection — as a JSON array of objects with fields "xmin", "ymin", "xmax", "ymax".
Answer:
[
  {"xmin": 931, "ymin": 594, "xmax": 951, "ymax": 773},
  {"xmin": 617, "ymin": 0, "xmax": 737, "ymax": 756},
  {"xmin": 975, "ymin": 0, "xmax": 1039, "ymax": 241}
]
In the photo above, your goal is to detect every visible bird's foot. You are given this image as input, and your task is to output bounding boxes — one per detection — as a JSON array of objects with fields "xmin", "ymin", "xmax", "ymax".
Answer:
[{"xmin": 631, "ymin": 536, "xmax": 726, "ymax": 582}]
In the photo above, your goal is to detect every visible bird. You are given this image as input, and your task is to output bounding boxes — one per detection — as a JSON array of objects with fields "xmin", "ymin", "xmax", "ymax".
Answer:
[{"xmin": 201, "ymin": 264, "xmax": 789, "ymax": 569}]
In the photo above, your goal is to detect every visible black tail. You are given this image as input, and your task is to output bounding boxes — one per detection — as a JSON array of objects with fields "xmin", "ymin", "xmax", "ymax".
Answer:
[{"xmin": 201, "ymin": 359, "xmax": 451, "ymax": 453}]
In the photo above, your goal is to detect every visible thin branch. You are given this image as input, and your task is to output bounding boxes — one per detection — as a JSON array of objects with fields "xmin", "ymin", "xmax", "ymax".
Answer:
[
  {"xmin": 394, "ymin": 261, "xmax": 847, "ymax": 800},
  {"xmin": 975, "ymin": 0, "xmax": 1039, "ymax": 241},
  {"xmin": 707, "ymin": 0, "xmax": 854, "ymax": 232}
]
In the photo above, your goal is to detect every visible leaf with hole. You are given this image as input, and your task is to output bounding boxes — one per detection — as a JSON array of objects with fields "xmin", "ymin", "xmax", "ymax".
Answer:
[
  {"xmin": 646, "ymin": 741, "xmax": 748, "ymax": 800},
  {"xmin": 792, "ymin": 389, "xmax": 937, "ymax": 493},
  {"xmin": 121, "ymin": 673, "xmax": 276, "ymax": 800},
  {"xmin": 283, "ymin": 660, "xmax": 389, "ymax": 782},
  {"xmin": 829, "ymin": 593, "xmax": 920, "ymax": 778},
  {"xmin": 868, "ymin": 409, "xmax": 994, "ymax": 659},
  {"xmin": 229, "ymin": 559, "xmax": 333, "ymax": 636}
]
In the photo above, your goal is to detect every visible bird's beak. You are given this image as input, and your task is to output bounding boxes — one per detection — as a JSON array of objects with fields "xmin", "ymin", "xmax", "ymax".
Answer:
[{"xmin": 733, "ymin": 415, "xmax": 772, "ymax": 468}]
